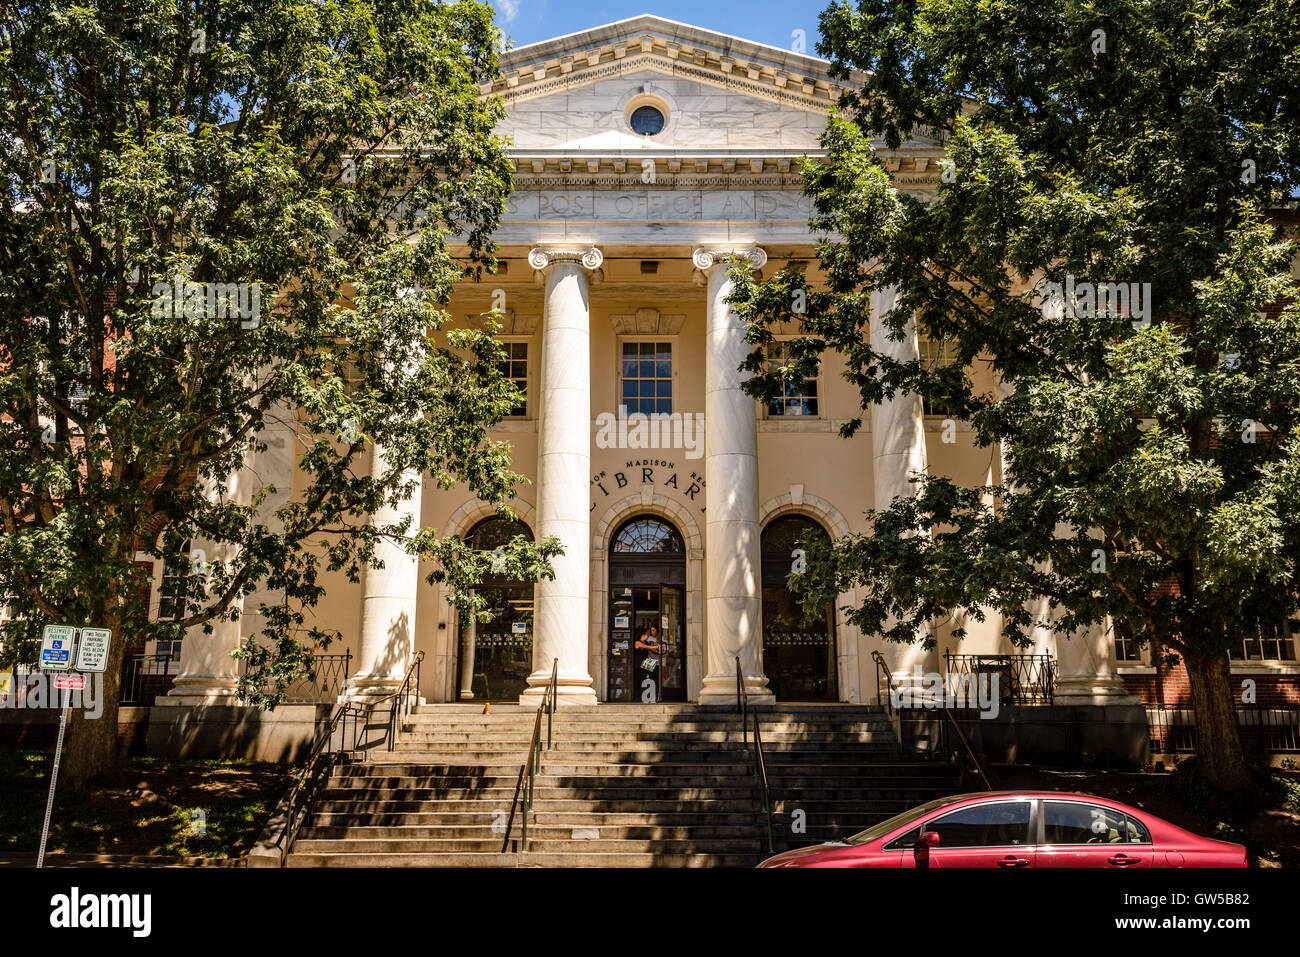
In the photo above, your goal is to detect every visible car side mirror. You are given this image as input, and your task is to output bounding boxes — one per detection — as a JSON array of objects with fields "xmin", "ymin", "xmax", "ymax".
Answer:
[{"xmin": 918, "ymin": 831, "xmax": 941, "ymax": 849}]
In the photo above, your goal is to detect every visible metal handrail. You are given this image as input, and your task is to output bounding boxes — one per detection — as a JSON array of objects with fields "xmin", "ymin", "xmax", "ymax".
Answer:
[
  {"xmin": 274, "ymin": 701, "xmax": 362, "ymax": 851},
  {"xmin": 501, "ymin": 658, "xmax": 558, "ymax": 854},
  {"xmin": 378, "ymin": 651, "xmax": 424, "ymax": 750},
  {"xmin": 871, "ymin": 650, "xmax": 994, "ymax": 791},
  {"xmin": 940, "ymin": 705, "xmax": 995, "ymax": 791},
  {"xmin": 736, "ymin": 657, "xmax": 775, "ymax": 855},
  {"xmin": 273, "ymin": 651, "xmax": 423, "ymax": 854}
]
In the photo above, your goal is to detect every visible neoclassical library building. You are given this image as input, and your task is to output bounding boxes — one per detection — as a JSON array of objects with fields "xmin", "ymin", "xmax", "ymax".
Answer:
[{"xmin": 146, "ymin": 16, "xmax": 1295, "ymax": 746}]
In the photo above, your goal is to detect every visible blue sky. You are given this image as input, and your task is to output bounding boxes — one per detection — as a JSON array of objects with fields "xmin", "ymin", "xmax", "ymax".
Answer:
[{"xmin": 491, "ymin": 1, "xmax": 833, "ymax": 56}]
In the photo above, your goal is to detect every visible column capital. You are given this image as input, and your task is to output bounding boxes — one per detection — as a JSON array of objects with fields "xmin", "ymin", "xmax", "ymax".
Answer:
[
  {"xmin": 528, "ymin": 244, "xmax": 603, "ymax": 276},
  {"xmin": 691, "ymin": 245, "xmax": 767, "ymax": 282}
]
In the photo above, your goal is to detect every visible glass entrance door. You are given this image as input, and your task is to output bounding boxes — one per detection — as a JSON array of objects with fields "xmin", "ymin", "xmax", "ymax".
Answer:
[{"xmin": 607, "ymin": 585, "xmax": 685, "ymax": 702}]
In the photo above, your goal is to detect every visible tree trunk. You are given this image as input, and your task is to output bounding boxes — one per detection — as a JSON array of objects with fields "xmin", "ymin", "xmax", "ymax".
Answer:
[
  {"xmin": 1184, "ymin": 648, "xmax": 1261, "ymax": 809},
  {"xmin": 58, "ymin": 620, "xmax": 126, "ymax": 792}
]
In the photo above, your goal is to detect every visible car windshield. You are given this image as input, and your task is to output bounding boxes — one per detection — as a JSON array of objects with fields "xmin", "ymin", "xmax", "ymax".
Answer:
[{"xmin": 840, "ymin": 797, "xmax": 964, "ymax": 845}]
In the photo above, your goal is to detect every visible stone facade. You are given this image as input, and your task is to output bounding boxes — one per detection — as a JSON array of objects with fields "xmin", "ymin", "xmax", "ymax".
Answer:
[{"xmin": 149, "ymin": 16, "xmax": 1300, "ymax": 754}]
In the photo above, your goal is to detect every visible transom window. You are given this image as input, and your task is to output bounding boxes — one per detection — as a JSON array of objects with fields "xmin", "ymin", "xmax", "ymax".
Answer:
[
  {"xmin": 497, "ymin": 342, "xmax": 528, "ymax": 417},
  {"xmin": 466, "ymin": 516, "xmax": 533, "ymax": 552},
  {"xmin": 765, "ymin": 342, "xmax": 819, "ymax": 417},
  {"xmin": 611, "ymin": 517, "xmax": 684, "ymax": 554},
  {"xmin": 620, "ymin": 342, "xmax": 672, "ymax": 415}
]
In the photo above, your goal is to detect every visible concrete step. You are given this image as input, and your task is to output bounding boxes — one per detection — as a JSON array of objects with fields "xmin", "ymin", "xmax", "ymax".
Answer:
[
  {"xmin": 307, "ymin": 810, "xmax": 770, "ymax": 827},
  {"xmin": 381, "ymin": 748, "xmax": 903, "ymax": 763},
  {"xmin": 293, "ymin": 837, "xmax": 765, "ymax": 854},
  {"xmin": 394, "ymin": 732, "xmax": 895, "ymax": 745},
  {"xmin": 399, "ymin": 718, "xmax": 893, "ymax": 731},
  {"xmin": 300, "ymin": 824, "xmax": 768, "ymax": 841},
  {"xmin": 285, "ymin": 850, "xmax": 762, "ymax": 867}
]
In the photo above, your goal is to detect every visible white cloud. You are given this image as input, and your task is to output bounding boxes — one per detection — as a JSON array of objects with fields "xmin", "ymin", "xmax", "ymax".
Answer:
[{"xmin": 497, "ymin": 0, "xmax": 521, "ymax": 22}]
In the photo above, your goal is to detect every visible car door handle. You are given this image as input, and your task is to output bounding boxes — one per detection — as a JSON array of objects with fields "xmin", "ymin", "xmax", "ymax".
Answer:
[
  {"xmin": 1107, "ymin": 854, "xmax": 1139, "ymax": 866},
  {"xmin": 996, "ymin": 856, "xmax": 1031, "ymax": 867}
]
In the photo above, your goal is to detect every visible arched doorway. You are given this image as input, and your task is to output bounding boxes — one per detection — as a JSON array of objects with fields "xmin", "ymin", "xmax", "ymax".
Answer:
[
  {"xmin": 761, "ymin": 515, "xmax": 839, "ymax": 700},
  {"xmin": 606, "ymin": 515, "xmax": 687, "ymax": 702},
  {"xmin": 455, "ymin": 517, "xmax": 534, "ymax": 701}
]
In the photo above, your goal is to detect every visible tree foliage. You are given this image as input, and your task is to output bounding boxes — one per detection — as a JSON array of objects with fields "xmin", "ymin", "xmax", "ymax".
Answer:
[
  {"xmin": 0, "ymin": 0, "xmax": 549, "ymax": 783},
  {"xmin": 733, "ymin": 0, "xmax": 1300, "ymax": 798}
]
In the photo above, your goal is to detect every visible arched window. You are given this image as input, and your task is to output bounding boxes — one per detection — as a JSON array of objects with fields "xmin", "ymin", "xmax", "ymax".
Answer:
[
  {"xmin": 466, "ymin": 516, "xmax": 533, "ymax": 553},
  {"xmin": 457, "ymin": 517, "xmax": 535, "ymax": 701},
  {"xmin": 612, "ymin": 516, "xmax": 684, "ymax": 554},
  {"xmin": 760, "ymin": 514, "xmax": 838, "ymax": 701}
]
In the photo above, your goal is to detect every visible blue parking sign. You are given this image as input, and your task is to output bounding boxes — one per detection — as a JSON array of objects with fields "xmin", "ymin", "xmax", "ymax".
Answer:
[{"xmin": 39, "ymin": 625, "xmax": 75, "ymax": 671}]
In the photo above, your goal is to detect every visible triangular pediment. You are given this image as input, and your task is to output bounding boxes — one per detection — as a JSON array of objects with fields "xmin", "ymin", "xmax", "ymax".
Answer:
[
  {"xmin": 488, "ymin": 16, "xmax": 946, "ymax": 189},
  {"xmin": 489, "ymin": 15, "xmax": 854, "ymax": 115},
  {"xmin": 496, "ymin": 67, "xmax": 832, "ymax": 152}
]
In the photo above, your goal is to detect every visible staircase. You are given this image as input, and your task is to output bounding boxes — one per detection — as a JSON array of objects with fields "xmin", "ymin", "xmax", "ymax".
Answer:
[{"xmin": 285, "ymin": 703, "xmax": 962, "ymax": 867}]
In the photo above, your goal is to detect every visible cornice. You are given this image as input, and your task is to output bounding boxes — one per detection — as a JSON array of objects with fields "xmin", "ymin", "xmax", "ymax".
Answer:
[{"xmin": 487, "ymin": 37, "xmax": 850, "ymax": 112}]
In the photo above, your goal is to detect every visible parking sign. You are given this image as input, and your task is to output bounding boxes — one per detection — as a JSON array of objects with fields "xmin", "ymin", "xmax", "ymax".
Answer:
[
  {"xmin": 39, "ymin": 625, "xmax": 75, "ymax": 671},
  {"xmin": 74, "ymin": 627, "xmax": 112, "ymax": 673}
]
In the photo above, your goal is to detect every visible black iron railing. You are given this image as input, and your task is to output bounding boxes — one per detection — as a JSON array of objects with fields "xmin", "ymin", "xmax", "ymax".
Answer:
[
  {"xmin": 1147, "ymin": 705, "xmax": 1300, "ymax": 756},
  {"xmin": 736, "ymin": 657, "xmax": 775, "ymax": 855},
  {"xmin": 942, "ymin": 653, "xmax": 1056, "ymax": 705},
  {"xmin": 282, "ymin": 653, "xmax": 353, "ymax": 704},
  {"xmin": 120, "ymin": 653, "xmax": 179, "ymax": 704},
  {"xmin": 872, "ymin": 650, "xmax": 994, "ymax": 790},
  {"xmin": 502, "ymin": 658, "xmax": 558, "ymax": 854}
]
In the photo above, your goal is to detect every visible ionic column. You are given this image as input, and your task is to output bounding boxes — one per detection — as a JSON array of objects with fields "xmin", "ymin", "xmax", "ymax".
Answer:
[
  {"xmin": 164, "ymin": 458, "xmax": 255, "ymax": 704},
  {"xmin": 344, "ymin": 440, "xmax": 423, "ymax": 701},
  {"xmin": 693, "ymin": 246, "xmax": 773, "ymax": 706},
  {"xmin": 239, "ymin": 398, "xmax": 296, "ymax": 649},
  {"xmin": 1055, "ymin": 618, "xmax": 1140, "ymax": 704},
  {"xmin": 868, "ymin": 284, "xmax": 933, "ymax": 693},
  {"xmin": 520, "ymin": 245, "xmax": 602, "ymax": 707},
  {"xmin": 996, "ymin": 377, "xmax": 1135, "ymax": 703}
]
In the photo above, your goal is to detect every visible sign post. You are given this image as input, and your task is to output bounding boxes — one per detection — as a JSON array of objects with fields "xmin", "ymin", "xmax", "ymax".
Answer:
[
  {"xmin": 36, "ymin": 624, "xmax": 110, "ymax": 869},
  {"xmin": 37, "ymin": 625, "xmax": 76, "ymax": 869}
]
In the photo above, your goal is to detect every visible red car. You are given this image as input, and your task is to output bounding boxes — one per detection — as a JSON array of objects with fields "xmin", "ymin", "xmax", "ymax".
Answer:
[{"xmin": 757, "ymin": 791, "xmax": 1248, "ymax": 868}]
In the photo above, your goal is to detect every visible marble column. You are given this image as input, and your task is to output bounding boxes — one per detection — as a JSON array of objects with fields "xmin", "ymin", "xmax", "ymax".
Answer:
[
  {"xmin": 693, "ymin": 246, "xmax": 773, "ymax": 706},
  {"xmin": 344, "ymin": 440, "xmax": 423, "ymax": 701},
  {"xmin": 868, "ymin": 284, "xmax": 933, "ymax": 694},
  {"xmin": 1055, "ymin": 618, "xmax": 1140, "ymax": 704},
  {"xmin": 520, "ymin": 245, "xmax": 602, "ymax": 707},
  {"xmin": 238, "ymin": 399, "xmax": 297, "ymax": 650},
  {"xmin": 163, "ymin": 455, "xmax": 256, "ymax": 704},
  {"xmin": 996, "ymin": 376, "xmax": 1135, "ymax": 702},
  {"xmin": 458, "ymin": 613, "xmax": 477, "ymax": 699}
]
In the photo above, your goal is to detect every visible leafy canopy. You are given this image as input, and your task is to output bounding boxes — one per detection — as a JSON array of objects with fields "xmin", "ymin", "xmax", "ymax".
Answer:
[
  {"xmin": 732, "ymin": 0, "xmax": 1300, "ymax": 664},
  {"xmin": 0, "ymin": 0, "xmax": 553, "ymax": 705}
]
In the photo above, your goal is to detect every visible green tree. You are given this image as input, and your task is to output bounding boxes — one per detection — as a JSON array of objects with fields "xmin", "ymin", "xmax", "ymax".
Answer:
[
  {"xmin": 733, "ymin": 0, "xmax": 1300, "ymax": 803},
  {"xmin": 0, "ymin": 0, "xmax": 551, "ymax": 789}
]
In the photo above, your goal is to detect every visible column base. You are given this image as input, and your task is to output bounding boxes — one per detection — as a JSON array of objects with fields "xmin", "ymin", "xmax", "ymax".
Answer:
[
  {"xmin": 339, "ymin": 673, "xmax": 405, "ymax": 705},
  {"xmin": 698, "ymin": 674, "xmax": 775, "ymax": 708},
  {"xmin": 161, "ymin": 675, "xmax": 243, "ymax": 706},
  {"xmin": 518, "ymin": 670, "xmax": 598, "ymax": 709},
  {"xmin": 1054, "ymin": 674, "xmax": 1142, "ymax": 706}
]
